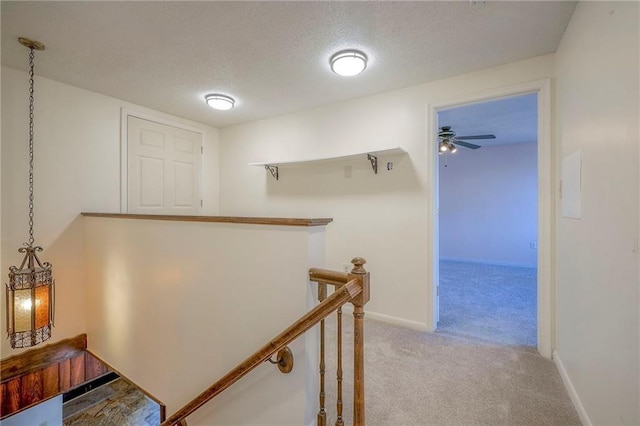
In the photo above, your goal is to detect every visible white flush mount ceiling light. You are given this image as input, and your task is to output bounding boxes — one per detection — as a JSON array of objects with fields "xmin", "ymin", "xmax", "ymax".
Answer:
[
  {"xmin": 330, "ymin": 50, "xmax": 368, "ymax": 76},
  {"xmin": 205, "ymin": 94, "xmax": 235, "ymax": 110}
]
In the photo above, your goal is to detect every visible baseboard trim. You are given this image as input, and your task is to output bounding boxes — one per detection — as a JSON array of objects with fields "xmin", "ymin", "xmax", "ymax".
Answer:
[
  {"xmin": 553, "ymin": 350, "xmax": 591, "ymax": 425},
  {"xmin": 340, "ymin": 305, "xmax": 430, "ymax": 331}
]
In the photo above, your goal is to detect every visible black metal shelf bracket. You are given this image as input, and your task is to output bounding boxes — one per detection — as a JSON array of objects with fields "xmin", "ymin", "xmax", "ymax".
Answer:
[
  {"xmin": 265, "ymin": 164, "xmax": 279, "ymax": 180},
  {"xmin": 367, "ymin": 154, "xmax": 378, "ymax": 174}
]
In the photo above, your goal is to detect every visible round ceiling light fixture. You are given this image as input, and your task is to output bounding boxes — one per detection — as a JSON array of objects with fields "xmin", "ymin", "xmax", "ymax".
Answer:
[
  {"xmin": 330, "ymin": 50, "xmax": 368, "ymax": 77},
  {"xmin": 205, "ymin": 94, "xmax": 235, "ymax": 110}
]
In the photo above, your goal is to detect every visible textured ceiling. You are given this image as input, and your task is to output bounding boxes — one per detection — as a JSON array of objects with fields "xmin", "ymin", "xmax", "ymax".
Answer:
[{"xmin": 1, "ymin": 1, "xmax": 575, "ymax": 129}]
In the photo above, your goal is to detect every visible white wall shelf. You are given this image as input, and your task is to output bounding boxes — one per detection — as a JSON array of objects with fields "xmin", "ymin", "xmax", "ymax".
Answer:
[{"xmin": 249, "ymin": 147, "xmax": 406, "ymax": 180}]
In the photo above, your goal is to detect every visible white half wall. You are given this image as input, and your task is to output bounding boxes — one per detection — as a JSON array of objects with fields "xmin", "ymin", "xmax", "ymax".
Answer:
[
  {"xmin": 439, "ymin": 142, "xmax": 538, "ymax": 268},
  {"xmin": 555, "ymin": 1, "xmax": 639, "ymax": 424},
  {"xmin": 219, "ymin": 54, "xmax": 555, "ymax": 329},
  {"xmin": 83, "ymin": 217, "xmax": 326, "ymax": 425},
  {"xmin": 0, "ymin": 66, "xmax": 220, "ymax": 358},
  {"xmin": 1, "ymin": 395, "xmax": 62, "ymax": 426}
]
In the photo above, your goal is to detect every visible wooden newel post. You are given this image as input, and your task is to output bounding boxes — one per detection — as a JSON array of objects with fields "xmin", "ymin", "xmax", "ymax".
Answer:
[{"xmin": 349, "ymin": 257, "xmax": 370, "ymax": 426}]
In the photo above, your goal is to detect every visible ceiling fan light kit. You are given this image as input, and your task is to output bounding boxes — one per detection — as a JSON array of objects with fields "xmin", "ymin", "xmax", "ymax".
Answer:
[{"xmin": 438, "ymin": 140, "xmax": 457, "ymax": 154}]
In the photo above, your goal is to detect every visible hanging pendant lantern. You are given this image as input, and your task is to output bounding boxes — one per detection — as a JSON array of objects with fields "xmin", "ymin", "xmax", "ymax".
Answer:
[
  {"xmin": 6, "ymin": 247, "xmax": 54, "ymax": 348},
  {"xmin": 5, "ymin": 37, "xmax": 55, "ymax": 349}
]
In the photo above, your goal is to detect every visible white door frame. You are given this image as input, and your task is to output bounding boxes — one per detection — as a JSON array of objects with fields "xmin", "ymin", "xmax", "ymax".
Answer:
[
  {"xmin": 427, "ymin": 79, "xmax": 553, "ymax": 358},
  {"xmin": 120, "ymin": 108, "xmax": 204, "ymax": 213}
]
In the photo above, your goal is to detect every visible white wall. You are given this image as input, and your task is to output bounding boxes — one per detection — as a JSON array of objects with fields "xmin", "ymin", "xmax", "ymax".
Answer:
[
  {"xmin": 83, "ymin": 217, "xmax": 325, "ymax": 425},
  {"xmin": 555, "ymin": 1, "xmax": 639, "ymax": 424},
  {"xmin": 0, "ymin": 66, "xmax": 220, "ymax": 358},
  {"xmin": 1, "ymin": 395, "xmax": 62, "ymax": 426},
  {"xmin": 439, "ymin": 142, "xmax": 538, "ymax": 267},
  {"xmin": 219, "ymin": 54, "xmax": 555, "ymax": 329}
]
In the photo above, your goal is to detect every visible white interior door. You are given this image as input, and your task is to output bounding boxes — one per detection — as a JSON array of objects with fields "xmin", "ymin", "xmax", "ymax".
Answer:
[{"xmin": 127, "ymin": 116, "xmax": 202, "ymax": 215}]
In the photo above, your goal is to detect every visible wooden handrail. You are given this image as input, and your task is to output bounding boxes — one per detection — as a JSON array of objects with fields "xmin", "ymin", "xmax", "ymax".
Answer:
[
  {"xmin": 162, "ymin": 279, "xmax": 362, "ymax": 426},
  {"xmin": 309, "ymin": 268, "xmax": 349, "ymax": 286},
  {"xmin": 81, "ymin": 213, "xmax": 333, "ymax": 227}
]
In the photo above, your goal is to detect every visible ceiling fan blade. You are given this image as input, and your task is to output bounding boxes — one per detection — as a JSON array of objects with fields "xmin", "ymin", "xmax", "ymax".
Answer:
[
  {"xmin": 454, "ymin": 140, "xmax": 481, "ymax": 149},
  {"xmin": 455, "ymin": 134, "xmax": 496, "ymax": 140}
]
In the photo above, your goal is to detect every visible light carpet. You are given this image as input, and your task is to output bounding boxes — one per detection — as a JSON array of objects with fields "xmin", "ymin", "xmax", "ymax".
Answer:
[
  {"xmin": 437, "ymin": 260, "xmax": 537, "ymax": 346},
  {"xmin": 323, "ymin": 318, "xmax": 579, "ymax": 425}
]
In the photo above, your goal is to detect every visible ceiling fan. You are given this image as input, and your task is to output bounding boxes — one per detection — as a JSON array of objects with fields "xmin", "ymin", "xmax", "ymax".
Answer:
[{"xmin": 438, "ymin": 125, "xmax": 496, "ymax": 153}]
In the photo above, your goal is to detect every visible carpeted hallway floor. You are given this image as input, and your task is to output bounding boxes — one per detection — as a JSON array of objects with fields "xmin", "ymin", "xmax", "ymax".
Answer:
[
  {"xmin": 437, "ymin": 260, "xmax": 537, "ymax": 346},
  {"xmin": 324, "ymin": 318, "xmax": 580, "ymax": 425},
  {"xmin": 322, "ymin": 261, "xmax": 580, "ymax": 425}
]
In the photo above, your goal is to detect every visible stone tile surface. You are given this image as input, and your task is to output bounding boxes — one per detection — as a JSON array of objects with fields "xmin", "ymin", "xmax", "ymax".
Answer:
[{"xmin": 63, "ymin": 378, "xmax": 160, "ymax": 426}]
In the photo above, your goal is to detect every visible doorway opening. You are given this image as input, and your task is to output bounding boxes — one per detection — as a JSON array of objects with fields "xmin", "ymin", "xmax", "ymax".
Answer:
[{"xmin": 434, "ymin": 93, "xmax": 538, "ymax": 347}]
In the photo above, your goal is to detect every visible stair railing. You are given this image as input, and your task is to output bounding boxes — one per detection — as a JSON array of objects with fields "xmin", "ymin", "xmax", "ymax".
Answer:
[{"xmin": 162, "ymin": 257, "xmax": 370, "ymax": 426}]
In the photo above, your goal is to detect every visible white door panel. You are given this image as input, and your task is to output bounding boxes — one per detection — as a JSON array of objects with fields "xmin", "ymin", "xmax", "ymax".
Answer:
[
  {"xmin": 128, "ymin": 116, "xmax": 202, "ymax": 215},
  {"xmin": 139, "ymin": 156, "xmax": 164, "ymax": 207},
  {"xmin": 173, "ymin": 161, "xmax": 195, "ymax": 206}
]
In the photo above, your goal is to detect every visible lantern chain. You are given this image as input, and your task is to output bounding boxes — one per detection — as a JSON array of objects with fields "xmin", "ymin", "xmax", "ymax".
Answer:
[{"xmin": 27, "ymin": 46, "xmax": 35, "ymax": 247}]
